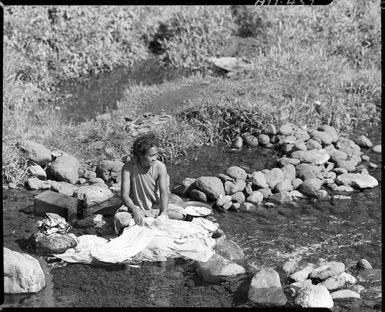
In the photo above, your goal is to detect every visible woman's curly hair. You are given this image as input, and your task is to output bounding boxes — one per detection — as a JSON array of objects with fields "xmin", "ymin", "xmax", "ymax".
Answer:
[{"xmin": 131, "ymin": 132, "xmax": 159, "ymax": 158}]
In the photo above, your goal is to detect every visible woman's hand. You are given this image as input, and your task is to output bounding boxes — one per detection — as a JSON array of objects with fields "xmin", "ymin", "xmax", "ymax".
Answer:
[
  {"xmin": 154, "ymin": 211, "xmax": 169, "ymax": 227},
  {"xmin": 132, "ymin": 207, "xmax": 145, "ymax": 226}
]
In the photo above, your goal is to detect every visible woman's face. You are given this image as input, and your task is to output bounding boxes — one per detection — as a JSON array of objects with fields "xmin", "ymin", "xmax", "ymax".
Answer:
[{"xmin": 139, "ymin": 146, "xmax": 158, "ymax": 167}]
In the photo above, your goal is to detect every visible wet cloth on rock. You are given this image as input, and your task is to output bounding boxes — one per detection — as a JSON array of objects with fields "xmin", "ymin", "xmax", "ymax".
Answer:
[{"xmin": 54, "ymin": 217, "xmax": 217, "ymax": 264}]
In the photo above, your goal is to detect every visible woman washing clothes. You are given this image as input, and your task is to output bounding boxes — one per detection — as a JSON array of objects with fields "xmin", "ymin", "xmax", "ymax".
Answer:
[{"xmin": 114, "ymin": 132, "xmax": 186, "ymax": 235}]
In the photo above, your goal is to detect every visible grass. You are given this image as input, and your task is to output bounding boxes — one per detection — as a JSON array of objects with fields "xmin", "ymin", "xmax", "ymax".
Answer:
[{"xmin": 3, "ymin": 3, "xmax": 381, "ymax": 186}]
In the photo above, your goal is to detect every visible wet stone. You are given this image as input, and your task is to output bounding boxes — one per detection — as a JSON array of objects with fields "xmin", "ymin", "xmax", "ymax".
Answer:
[
  {"xmin": 189, "ymin": 189, "xmax": 207, "ymax": 203},
  {"xmin": 331, "ymin": 289, "xmax": 361, "ymax": 299},
  {"xmin": 248, "ymin": 268, "xmax": 287, "ymax": 306},
  {"xmin": 356, "ymin": 259, "xmax": 373, "ymax": 270}
]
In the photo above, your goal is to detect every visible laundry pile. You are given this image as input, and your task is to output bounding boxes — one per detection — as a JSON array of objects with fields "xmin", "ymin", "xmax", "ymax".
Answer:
[{"xmin": 54, "ymin": 217, "xmax": 218, "ymax": 265}]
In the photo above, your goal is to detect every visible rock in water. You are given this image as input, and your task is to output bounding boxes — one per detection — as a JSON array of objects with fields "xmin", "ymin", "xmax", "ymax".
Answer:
[
  {"xmin": 258, "ymin": 134, "xmax": 270, "ymax": 145},
  {"xmin": 233, "ymin": 136, "xmax": 243, "ymax": 149},
  {"xmin": 355, "ymin": 135, "xmax": 373, "ymax": 148},
  {"xmin": 331, "ymin": 289, "xmax": 360, "ymax": 299},
  {"xmin": 267, "ymin": 191, "xmax": 293, "ymax": 204},
  {"xmin": 30, "ymin": 232, "xmax": 77, "ymax": 255},
  {"xmin": 17, "ymin": 140, "xmax": 52, "ymax": 166},
  {"xmin": 74, "ymin": 185, "xmax": 114, "ymax": 208},
  {"xmin": 195, "ymin": 176, "xmax": 225, "ymax": 200},
  {"xmin": 372, "ymin": 145, "xmax": 381, "ymax": 153},
  {"xmin": 320, "ymin": 274, "xmax": 347, "ymax": 290},
  {"xmin": 195, "ymin": 253, "xmax": 245, "ymax": 283},
  {"xmin": 226, "ymin": 166, "xmax": 247, "ymax": 180},
  {"xmin": 246, "ymin": 191, "xmax": 264, "ymax": 205},
  {"xmin": 248, "ymin": 268, "xmax": 287, "ymax": 306},
  {"xmin": 290, "ymin": 264, "xmax": 316, "ymax": 282},
  {"xmin": 96, "ymin": 160, "xmax": 124, "ymax": 183},
  {"xmin": 295, "ymin": 284, "xmax": 333, "ymax": 308},
  {"xmin": 309, "ymin": 261, "xmax": 345, "ymax": 280},
  {"xmin": 298, "ymin": 178, "xmax": 323, "ymax": 197},
  {"xmin": 4, "ymin": 247, "xmax": 46, "ymax": 294},
  {"xmin": 335, "ymin": 173, "xmax": 378, "ymax": 189},
  {"xmin": 49, "ymin": 153, "xmax": 80, "ymax": 184},
  {"xmin": 214, "ymin": 239, "xmax": 245, "ymax": 264}
]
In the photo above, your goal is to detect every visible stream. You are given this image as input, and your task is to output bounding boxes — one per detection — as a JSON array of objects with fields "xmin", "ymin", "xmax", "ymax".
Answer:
[{"xmin": 2, "ymin": 63, "xmax": 382, "ymax": 309}]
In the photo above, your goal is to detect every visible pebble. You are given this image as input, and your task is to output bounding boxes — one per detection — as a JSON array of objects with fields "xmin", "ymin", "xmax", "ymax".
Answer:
[{"xmin": 369, "ymin": 162, "xmax": 378, "ymax": 169}]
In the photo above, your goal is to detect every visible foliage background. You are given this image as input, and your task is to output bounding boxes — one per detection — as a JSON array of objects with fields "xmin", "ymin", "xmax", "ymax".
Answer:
[{"xmin": 3, "ymin": 2, "xmax": 381, "ymax": 184}]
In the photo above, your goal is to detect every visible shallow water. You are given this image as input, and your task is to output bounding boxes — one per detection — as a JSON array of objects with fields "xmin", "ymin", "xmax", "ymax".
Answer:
[
  {"xmin": 2, "ymin": 139, "xmax": 382, "ymax": 309},
  {"xmin": 55, "ymin": 59, "xmax": 193, "ymax": 123}
]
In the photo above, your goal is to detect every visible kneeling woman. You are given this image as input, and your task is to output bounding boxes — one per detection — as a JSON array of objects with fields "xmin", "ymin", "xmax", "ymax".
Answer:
[{"xmin": 114, "ymin": 132, "xmax": 185, "ymax": 235}]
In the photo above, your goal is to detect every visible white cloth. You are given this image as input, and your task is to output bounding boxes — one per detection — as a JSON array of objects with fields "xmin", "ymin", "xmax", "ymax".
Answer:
[{"xmin": 54, "ymin": 217, "xmax": 217, "ymax": 264}]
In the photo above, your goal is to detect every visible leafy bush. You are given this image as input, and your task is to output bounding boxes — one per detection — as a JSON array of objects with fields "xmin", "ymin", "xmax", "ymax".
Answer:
[{"xmin": 149, "ymin": 6, "xmax": 235, "ymax": 69}]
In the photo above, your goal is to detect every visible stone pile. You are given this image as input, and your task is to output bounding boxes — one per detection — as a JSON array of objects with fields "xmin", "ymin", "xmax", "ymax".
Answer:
[
  {"xmin": 245, "ymin": 257, "xmax": 381, "ymax": 308},
  {"xmin": 173, "ymin": 123, "xmax": 379, "ymax": 210},
  {"xmin": 280, "ymin": 258, "xmax": 381, "ymax": 308},
  {"xmin": 14, "ymin": 139, "xmax": 125, "ymax": 215}
]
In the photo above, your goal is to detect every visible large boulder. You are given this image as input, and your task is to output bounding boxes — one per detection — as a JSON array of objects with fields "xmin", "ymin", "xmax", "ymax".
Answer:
[
  {"xmin": 4, "ymin": 248, "xmax": 46, "ymax": 294},
  {"xmin": 264, "ymin": 168, "xmax": 285, "ymax": 190},
  {"xmin": 248, "ymin": 268, "xmax": 287, "ymax": 306},
  {"xmin": 309, "ymin": 261, "xmax": 345, "ymax": 280},
  {"xmin": 195, "ymin": 253, "xmax": 245, "ymax": 283},
  {"xmin": 291, "ymin": 149, "xmax": 330, "ymax": 165},
  {"xmin": 214, "ymin": 239, "xmax": 245, "ymax": 264},
  {"xmin": 335, "ymin": 173, "xmax": 378, "ymax": 189},
  {"xmin": 30, "ymin": 232, "xmax": 77, "ymax": 255},
  {"xmin": 318, "ymin": 125, "xmax": 339, "ymax": 142},
  {"xmin": 294, "ymin": 284, "xmax": 333, "ymax": 308},
  {"xmin": 17, "ymin": 140, "xmax": 51, "ymax": 166},
  {"xmin": 226, "ymin": 166, "xmax": 247, "ymax": 181},
  {"xmin": 96, "ymin": 160, "xmax": 124, "ymax": 183},
  {"xmin": 289, "ymin": 264, "xmax": 315, "ymax": 282},
  {"xmin": 49, "ymin": 153, "xmax": 80, "ymax": 184},
  {"xmin": 195, "ymin": 176, "xmax": 225, "ymax": 200},
  {"xmin": 74, "ymin": 185, "xmax": 114, "ymax": 208}
]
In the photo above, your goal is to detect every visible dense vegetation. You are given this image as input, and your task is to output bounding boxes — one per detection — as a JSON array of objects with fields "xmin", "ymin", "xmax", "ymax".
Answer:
[{"xmin": 3, "ymin": 3, "xmax": 381, "ymax": 185}]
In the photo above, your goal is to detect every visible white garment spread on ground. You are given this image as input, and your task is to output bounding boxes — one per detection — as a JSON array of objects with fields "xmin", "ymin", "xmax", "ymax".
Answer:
[{"xmin": 54, "ymin": 217, "xmax": 217, "ymax": 264}]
